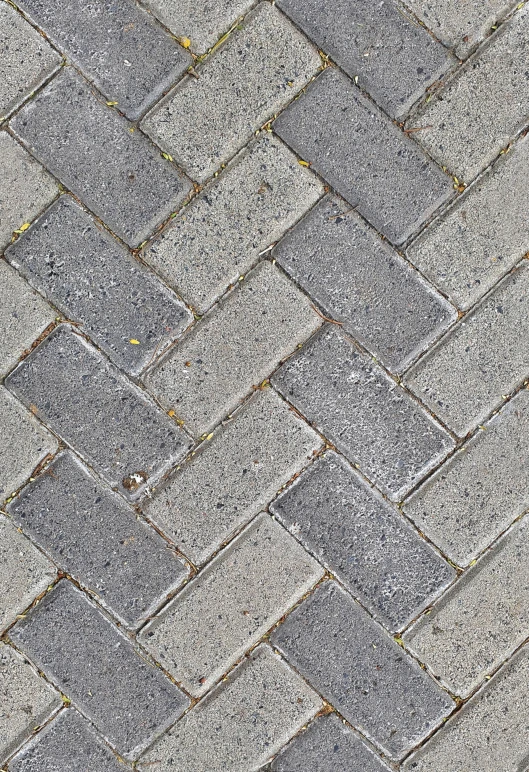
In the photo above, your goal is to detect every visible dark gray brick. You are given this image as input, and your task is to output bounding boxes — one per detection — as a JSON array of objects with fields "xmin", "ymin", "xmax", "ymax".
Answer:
[
  {"xmin": 277, "ymin": 0, "xmax": 452, "ymax": 118},
  {"xmin": 271, "ymin": 581, "xmax": 455, "ymax": 759},
  {"xmin": 274, "ymin": 194, "xmax": 456, "ymax": 373},
  {"xmin": 10, "ymin": 67, "xmax": 192, "ymax": 248},
  {"xmin": 8, "ymin": 451, "xmax": 189, "ymax": 628},
  {"xmin": 9, "ymin": 709, "xmax": 123, "ymax": 772},
  {"xmin": 271, "ymin": 713, "xmax": 392, "ymax": 772},
  {"xmin": 15, "ymin": 0, "xmax": 191, "ymax": 120},
  {"xmin": 6, "ymin": 196, "xmax": 192, "ymax": 376},
  {"xmin": 9, "ymin": 581, "xmax": 189, "ymax": 760},
  {"xmin": 5, "ymin": 325, "xmax": 190, "ymax": 501},
  {"xmin": 271, "ymin": 452, "xmax": 455, "ymax": 631},
  {"xmin": 274, "ymin": 68, "xmax": 453, "ymax": 244},
  {"xmin": 272, "ymin": 326, "xmax": 454, "ymax": 501}
]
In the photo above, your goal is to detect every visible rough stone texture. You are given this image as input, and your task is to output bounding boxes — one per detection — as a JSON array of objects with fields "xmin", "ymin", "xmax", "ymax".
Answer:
[
  {"xmin": 0, "ymin": 260, "xmax": 55, "ymax": 378},
  {"xmin": 14, "ymin": 0, "xmax": 191, "ymax": 120},
  {"xmin": 407, "ymin": 132, "xmax": 529, "ymax": 310},
  {"xmin": 145, "ymin": 260, "xmax": 321, "ymax": 437},
  {"xmin": 0, "ymin": 514, "xmax": 56, "ymax": 634},
  {"xmin": 137, "ymin": 644, "xmax": 322, "ymax": 772},
  {"xmin": 271, "ymin": 452, "xmax": 455, "ymax": 632},
  {"xmin": 5, "ymin": 325, "xmax": 190, "ymax": 501},
  {"xmin": 10, "ymin": 67, "xmax": 193, "ymax": 248},
  {"xmin": 143, "ymin": 134, "xmax": 323, "ymax": 313},
  {"xmin": 9, "ymin": 581, "xmax": 189, "ymax": 760},
  {"xmin": 9, "ymin": 709, "xmax": 124, "ymax": 772},
  {"xmin": 0, "ymin": 132, "xmax": 58, "ymax": 251},
  {"xmin": 405, "ymin": 263, "xmax": 529, "ymax": 437},
  {"xmin": 271, "ymin": 581, "xmax": 455, "ymax": 760},
  {"xmin": 271, "ymin": 713, "xmax": 392, "ymax": 772},
  {"xmin": 0, "ymin": 2, "xmax": 61, "ymax": 121},
  {"xmin": 140, "ymin": 513, "xmax": 323, "ymax": 696},
  {"xmin": 274, "ymin": 68, "xmax": 453, "ymax": 245},
  {"xmin": 6, "ymin": 195, "xmax": 192, "ymax": 376},
  {"xmin": 403, "ymin": 643, "xmax": 529, "ymax": 772},
  {"xmin": 408, "ymin": 5, "xmax": 529, "ymax": 181},
  {"xmin": 404, "ymin": 514, "xmax": 529, "ymax": 698},
  {"xmin": 141, "ymin": 3, "xmax": 321, "ymax": 182},
  {"xmin": 277, "ymin": 0, "xmax": 452, "ymax": 118},
  {"xmin": 272, "ymin": 326, "xmax": 454, "ymax": 501},
  {"xmin": 0, "ymin": 644, "xmax": 61, "ymax": 766},
  {"xmin": 0, "ymin": 386, "xmax": 58, "ymax": 503},
  {"xmin": 274, "ymin": 194, "xmax": 456, "ymax": 373},
  {"xmin": 144, "ymin": 388, "xmax": 322, "ymax": 565},
  {"xmin": 404, "ymin": 389, "xmax": 529, "ymax": 567},
  {"xmin": 7, "ymin": 451, "xmax": 189, "ymax": 629}
]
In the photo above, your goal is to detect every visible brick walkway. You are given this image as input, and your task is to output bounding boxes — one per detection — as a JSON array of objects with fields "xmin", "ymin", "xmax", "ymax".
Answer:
[{"xmin": 1, "ymin": 1, "xmax": 528, "ymax": 770}]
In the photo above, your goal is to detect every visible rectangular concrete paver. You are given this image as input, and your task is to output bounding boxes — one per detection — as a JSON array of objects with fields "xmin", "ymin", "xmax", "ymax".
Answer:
[
  {"xmin": 10, "ymin": 67, "xmax": 193, "ymax": 248},
  {"xmin": 141, "ymin": 3, "xmax": 321, "ymax": 182},
  {"xmin": 145, "ymin": 260, "xmax": 321, "ymax": 437},
  {"xmin": 137, "ymin": 644, "xmax": 322, "ymax": 772},
  {"xmin": 274, "ymin": 68, "xmax": 453, "ymax": 245},
  {"xmin": 144, "ymin": 388, "xmax": 322, "ymax": 565},
  {"xmin": 5, "ymin": 325, "xmax": 191, "ymax": 501}
]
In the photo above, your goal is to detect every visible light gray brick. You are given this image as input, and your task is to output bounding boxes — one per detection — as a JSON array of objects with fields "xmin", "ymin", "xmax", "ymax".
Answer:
[
  {"xmin": 407, "ymin": 132, "xmax": 529, "ymax": 310},
  {"xmin": 137, "ymin": 644, "xmax": 322, "ymax": 772},
  {"xmin": 404, "ymin": 389, "xmax": 529, "ymax": 567},
  {"xmin": 274, "ymin": 68, "xmax": 453, "ymax": 245},
  {"xmin": 144, "ymin": 388, "xmax": 322, "ymax": 565},
  {"xmin": 408, "ymin": 5, "xmax": 529, "ymax": 181},
  {"xmin": 274, "ymin": 194, "xmax": 456, "ymax": 373},
  {"xmin": 141, "ymin": 3, "xmax": 321, "ymax": 182},
  {"xmin": 143, "ymin": 134, "xmax": 323, "ymax": 313},
  {"xmin": 140, "ymin": 513, "xmax": 323, "ymax": 696},
  {"xmin": 272, "ymin": 326, "xmax": 454, "ymax": 501},
  {"xmin": 404, "ymin": 514, "xmax": 529, "ymax": 698},
  {"xmin": 405, "ymin": 263, "xmax": 529, "ymax": 437},
  {"xmin": 6, "ymin": 196, "xmax": 192, "ymax": 376},
  {"xmin": 145, "ymin": 260, "xmax": 321, "ymax": 437}
]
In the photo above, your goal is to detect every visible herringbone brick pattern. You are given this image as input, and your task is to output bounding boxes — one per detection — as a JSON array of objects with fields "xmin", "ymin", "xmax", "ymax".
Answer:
[{"xmin": 0, "ymin": 1, "xmax": 528, "ymax": 769}]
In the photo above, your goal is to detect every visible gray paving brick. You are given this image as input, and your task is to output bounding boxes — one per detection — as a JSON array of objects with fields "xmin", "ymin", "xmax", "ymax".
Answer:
[
  {"xmin": 9, "ymin": 709, "xmax": 123, "ymax": 772},
  {"xmin": 271, "ymin": 713, "xmax": 392, "ymax": 772},
  {"xmin": 408, "ymin": 5, "xmax": 529, "ymax": 181},
  {"xmin": 6, "ymin": 196, "xmax": 192, "ymax": 376},
  {"xmin": 5, "ymin": 325, "xmax": 190, "ymax": 501},
  {"xmin": 403, "ymin": 389, "xmax": 529, "ymax": 567},
  {"xmin": 277, "ymin": 0, "xmax": 452, "ymax": 118},
  {"xmin": 7, "ymin": 451, "xmax": 189, "ymax": 629},
  {"xmin": 144, "ymin": 388, "xmax": 322, "ymax": 565},
  {"xmin": 271, "ymin": 452, "xmax": 455, "ymax": 631},
  {"xmin": 137, "ymin": 644, "xmax": 322, "ymax": 772},
  {"xmin": 274, "ymin": 194, "xmax": 456, "ymax": 373},
  {"xmin": 143, "ymin": 134, "xmax": 323, "ymax": 313},
  {"xmin": 140, "ymin": 513, "xmax": 323, "ymax": 696},
  {"xmin": 407, "ymin": 130, "xmax": 529, "ymax": 310},
  {"xmin": 403, "ymin": 643, "xmax": 529, "ymax": 772},
  {"xmin": 15, "ymin": 0, "xmax": 191, "ymax": 120},
  {"xmin": 141, "ymin": 3, "xmax": 321, "ymax": 182},
  {"xmin": 0, "ymin": 2, "xmax": 61, "ymax": 122},
  {"xmin": 0, "ymin": 132, "xmax": 58, "ymax": 251},
  {"xmin": 404, "ymin": 513, "xmax": 529, "ymax": 698},
  {"xmin": 145, "ymin": 260, "xmax": 321, "ymax": 437},
  {"xmin": 404, "ymin": 263, "xmax": 529, "ymax": 437},
  {"xmin": 0, "ymin": 514, "xmax": 56, "ymax": 634},
  {"xmin": 9, "ymin": 581, "xmax": 189, "ymax": 760},
  {"xmin": 10, "ymin": 68, "xmax": 192, "ymax": 248},
  {"xmin": 271, "ymin": 581, "xmax": 455, "ymax": 760},
  {"xmin": 274, "ymin": 68, "xmax": 453, "ymax": 245},
  {"xmin": 272, "ymin": 326, "xmax": 454, "ymax": 501},
  {"xmin": 0, "ymin": 386, "xmax": 57, "ymax": 503}
]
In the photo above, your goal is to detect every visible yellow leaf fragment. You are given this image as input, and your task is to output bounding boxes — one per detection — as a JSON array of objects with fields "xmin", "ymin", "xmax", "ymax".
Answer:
[
  {"xmin": 298, "ymin": 159, "xmax": 310, "ymax": 167},
  {"xmin": 162, "ymin": 152, "xmax": 174, "ymax": 162},
  {"xmin": 179, "ymin": 36, "xmax": 191, "ymax": 48},
  {"xmin": 106, "ymin": 100, "xmax": 118, "ymax": 106},
  {"xmin": 129, "ymin": 339, "xmax": 140, "ymax": 345}
]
